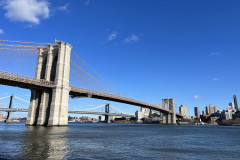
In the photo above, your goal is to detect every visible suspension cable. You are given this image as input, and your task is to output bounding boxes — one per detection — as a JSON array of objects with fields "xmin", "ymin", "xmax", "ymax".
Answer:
[
  {"xmin": 0, "ymin": 39, "xmax": 49, "ymax": 45},
  {"xmin": 83, "ymin": 104, "xmax": 105, "ymax": 111},
  {"xmin": 110, "ymin": 105, "xmax": 129, "ymax": 114},
  {"xmin": 0, "ymin": 96, "xmax": 10, "ymax": 100},
  {"xmin": 14, "ymin": 96, "xmax": 30, "ymax": 104}
]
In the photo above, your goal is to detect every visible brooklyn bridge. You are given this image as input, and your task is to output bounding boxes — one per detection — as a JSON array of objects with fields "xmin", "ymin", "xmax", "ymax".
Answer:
[{"xmin": 0, "ymin": 39, "xmax": 183, "ymax": 126}]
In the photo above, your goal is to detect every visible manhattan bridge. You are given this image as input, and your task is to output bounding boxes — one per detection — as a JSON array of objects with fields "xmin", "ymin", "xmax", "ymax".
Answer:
[{"xmin": 0, "ymin": 39, "xmax": 183, "ymax": 126}]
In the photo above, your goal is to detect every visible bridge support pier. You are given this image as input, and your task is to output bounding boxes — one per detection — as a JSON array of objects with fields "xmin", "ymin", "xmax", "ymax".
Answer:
[
  {"xmin": 162, "ymin": 113, "xmax": 167, "ymax": 124},
  {"xmin": 167, "ymin": 114, "xmax": 171, "ymax": 124},
  {"xmin": 26, "ymin": 42, "xmax": 72, "ymax": 126}
]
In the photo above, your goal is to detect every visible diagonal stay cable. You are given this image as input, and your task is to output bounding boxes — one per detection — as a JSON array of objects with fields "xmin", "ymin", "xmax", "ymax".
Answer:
[
  {"xmin": 71, "ymin": 61, "xmax": 116, "ymax": 94},
  {"xmin": 71, "ymin": 51, "xmax": 127, "ymax": 96},
  {"xmin": 70, "ymin": 68, "xmax": 106, "ymax": 92}
]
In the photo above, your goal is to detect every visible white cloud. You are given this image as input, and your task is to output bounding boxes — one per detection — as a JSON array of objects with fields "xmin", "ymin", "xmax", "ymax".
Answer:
[
  {"xmin": 108, "ymin": 32, "xmax": 117, "ymax": 41},
  {"xmin": 193, "ymin": 95, "xmax": 201, "ymax": 99},
  {"xmin": 3, "ymin": 0, "xmax": 50, "ymax": 24},
  {"xmin": 209, "ymin": 52, "xmax": 221, "ymax": 56},
  {"xmin": 124, "ymin": 34, "xmax": 140, "ymax": 43},
  {"xmin": 0, "ymin": 29, "xmax": 4, "ymax": 34},
  {"xmin": 212, "ymin": 78, "xmax": 219, "ymax": 81}
]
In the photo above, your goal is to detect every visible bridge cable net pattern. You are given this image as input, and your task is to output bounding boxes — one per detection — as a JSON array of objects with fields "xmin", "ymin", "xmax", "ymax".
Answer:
[
  {"xmin": 0, "ymin": 40, "xmax": 49, "ymax": 78},
  {"xmin": 0, "ymin": 40, "xmax": 181, "ymax": 116},
  {"xmin": 70, "ymin": 50, "xmax": 127, "ymax": 97},
  {"xmin": 0, "ymin": 95, "xmax": 30, "ymax": 118}
]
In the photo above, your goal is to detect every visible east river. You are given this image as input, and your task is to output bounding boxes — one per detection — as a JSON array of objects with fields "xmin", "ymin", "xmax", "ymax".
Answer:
[{"xmin": 0, "ymin": 122, "xmax": 239, "ymax": 160}]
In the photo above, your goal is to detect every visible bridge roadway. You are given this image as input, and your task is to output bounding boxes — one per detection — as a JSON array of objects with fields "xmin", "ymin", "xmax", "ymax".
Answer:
[
  {"xmin": 0, "ymin": 108, "xmax": 135, "ymax": 117},
  {"xmin": 0, "ymin": 71, "xmax": 183, "ymax": 118}
]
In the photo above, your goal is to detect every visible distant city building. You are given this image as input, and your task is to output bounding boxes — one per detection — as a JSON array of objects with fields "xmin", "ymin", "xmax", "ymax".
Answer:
[
  {"xmin": 109, "ymin": 115, "xmax": 123, "ymax": 121},
  {"xmin": 99, "ymin": 115, "xmax": 105, "ymax": 121},
  {"xmin": 194, "ymin": 107, "xmax": 200, "ymax": 118},
  {"xmin": 228, "ymin": 102, "xmax": 235, "ymax": 110},
  {"xmin": 205, "ymin": 104, "xmax": 217, "ymax": 115},
  {"xmin": 0, "ymin": 112, "xmax": 3, "ymax": 121},
  {"xmin": 233, "ymin": 95, "xmax": 239, "ymax": 111},
  {"xmin": 214, "ymin": 109, "xmax": 236, "ymax": 120},
  {"xmin": 202, "ymin": 111, "xmax": 204, "ymax": 115},
  {"xmin": 179, "ymin": 105, "xmax": 188, "ymax": 118},
  {"xmin": 221, "ymin": 110, "xmax": 235, "ymax": 120},
  {"xmin": 135, "ymin": 107, "xmax": 150, "ymax": 122}
]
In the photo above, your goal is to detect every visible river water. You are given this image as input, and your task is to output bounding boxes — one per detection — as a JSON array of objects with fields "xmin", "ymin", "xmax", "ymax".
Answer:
[{"xmin": 0, "ymin": 122, "xmax": 239, "ymax": 160}]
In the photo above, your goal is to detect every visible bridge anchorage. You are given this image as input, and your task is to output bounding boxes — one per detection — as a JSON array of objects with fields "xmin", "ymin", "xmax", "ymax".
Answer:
[{"xmin": 0, "ymin": 40, "xmax": 183, "ymax": 126}]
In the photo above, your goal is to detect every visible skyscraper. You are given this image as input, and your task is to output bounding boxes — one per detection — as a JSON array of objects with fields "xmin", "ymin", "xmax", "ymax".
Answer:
[
  {"xmin": 233, "ymin": 95, "xmax": 239, "ymax": 111},
  {"xmin": 179, "ymin": 105, "xmax": 188, "ymax": 118},
  {"xmin": 206, "ymin": 104, "xmax": 217, "ymax": 115},
  {"xmin": 194, "ymin": 107, "xmax": 200, "ymax": 118}
]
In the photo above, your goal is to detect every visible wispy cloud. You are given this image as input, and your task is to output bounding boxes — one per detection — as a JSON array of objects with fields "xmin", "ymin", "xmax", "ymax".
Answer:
[
  {"xmin": 193, "ymin": 95, "xmax": 201, "ymax": 99},
  {"xmin": 85, "ymin": 0, "xmax": 91, "ymax": 6},
  {"xmin": 0, "ymin": 29, "xmax": 4, "ymax": 34},
  {"xmin": 212, "ymin": 78, "xmax": 219, "ymax": 81},
  {"xmin": 56, "ymin": 3, "xmax": 69, "ymax": 11},
  {"xmin": 24, "ymin": 94, "xmax": 30, "ymax": 97},
  {"xmin": 124, "ymin": 34, "xmax": 140, "ymax": 43},
  {"xmin": 2, "ymin": 0, "xmax": 50, "ymax": 24},
  {"xmin": 108, "ymin": 32, "xmax": 117, "ymax": 41},
  {"xmin": 209, "ymin": 52, "xmax": 221, "ymax": 56}
]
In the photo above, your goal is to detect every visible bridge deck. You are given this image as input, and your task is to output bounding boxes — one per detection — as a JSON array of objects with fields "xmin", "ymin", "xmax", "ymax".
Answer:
[{"xmin": 0, "ymin": 71, "xmax": 182, "ymax": 118}]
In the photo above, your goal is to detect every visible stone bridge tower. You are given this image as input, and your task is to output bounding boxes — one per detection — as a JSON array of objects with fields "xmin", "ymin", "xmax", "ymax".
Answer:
[
  {"xmin": 26, "ymin": 42, "xmax": 72, "ymax": 126},
  {"xmin": 162, "ymin": 98, "xmax": 176, "ymax": 124}
]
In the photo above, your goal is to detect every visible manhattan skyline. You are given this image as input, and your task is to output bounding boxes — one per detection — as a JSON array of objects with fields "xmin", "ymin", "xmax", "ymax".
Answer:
[{"xmin": 0, "ymin": 0, "xmax": 239, "ymax": 116}]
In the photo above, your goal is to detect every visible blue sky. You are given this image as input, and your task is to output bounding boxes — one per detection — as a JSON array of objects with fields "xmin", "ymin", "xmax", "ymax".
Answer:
[{"xmin": 0, "ymin": 0, "xmax": 240, "ymax": 117}]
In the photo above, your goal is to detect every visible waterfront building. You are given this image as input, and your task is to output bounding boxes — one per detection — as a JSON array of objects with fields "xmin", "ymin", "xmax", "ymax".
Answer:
[
  {"xmin": 109, "ymin": 115, "xmax": 123, "ymax": 121},
  {"xmin": 135, "ymin": 107, "xmax": 150, "ymax": 122},
  {"xmin": 194, "ymin": 107, "xmax": 200, "ymax": 118},
  {"xmin": 99, "ymin": 115, "xmax": 105, "ymax": 121},
  {"xmin": 213, "ymin": 109, "xmax": 236, "ymax": 120},
  {"xmin": 0, "ymin": 112, "xmax": 3, "ymax": 121},
  {"xmin": 179, "ymin": 105, "xmax": 188, "ymax": 118},
  {"xmin": 220, "ymin": 110, "xmax": 235, "ymax": 120},
  {"xmin": 205, "ymin": 104, "xmax": 217, "ymax": 115}
]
